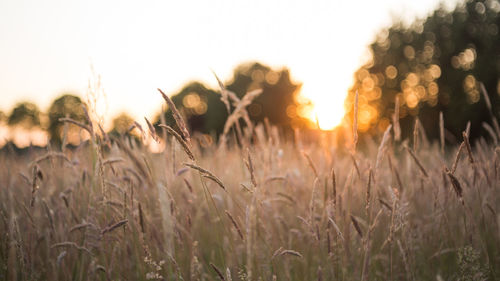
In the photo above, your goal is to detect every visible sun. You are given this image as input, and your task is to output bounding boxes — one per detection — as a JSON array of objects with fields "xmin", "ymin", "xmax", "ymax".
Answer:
[
  {"xmin": 297, "ymin": 81, "xmax": 349, "ymax": 130},
  {"xmin": 289, "ymin": 57, "xmax": 358, "ymax": 131}
]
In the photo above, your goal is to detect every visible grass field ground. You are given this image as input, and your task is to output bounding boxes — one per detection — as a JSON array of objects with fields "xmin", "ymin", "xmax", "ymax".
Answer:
[{"xmin": 0, "ymin": 91, "xmax": 499, "ymax": 280}]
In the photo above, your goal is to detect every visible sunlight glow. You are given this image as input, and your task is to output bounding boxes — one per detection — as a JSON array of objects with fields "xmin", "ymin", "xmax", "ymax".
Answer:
[
  {"xmin": 298, "ymin": 86, "xmax": 347, "ymax": 130},
  {"xmin": 0, "ymin": 0, "xmax": 455, "ymax": 131},
  {"xmin": 293, "ymin": 63, "xmax": 357, "ymax": 130}
]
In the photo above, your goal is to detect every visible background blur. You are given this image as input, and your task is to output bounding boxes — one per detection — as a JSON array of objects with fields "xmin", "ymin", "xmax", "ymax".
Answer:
[{"xmin": 2, "ymin": 0, "xmax": 499, "ymax": 148}]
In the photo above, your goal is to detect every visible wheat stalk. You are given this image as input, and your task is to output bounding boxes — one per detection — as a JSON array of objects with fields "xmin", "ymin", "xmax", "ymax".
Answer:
[
  {"xmin": 393, "ymin": 96, "xmax": 401, "ymax": 141},
  {"xmin": 101, "ymin": 219, "xmax": 128, "ymax": 235},
  {"xmin": 406, "ymin": 146, "xmax": 429, "ymax": 177},
  {"xmin": 440, "ymin": 112, "xmax": 445, "ymax": 155},
  {"xmin": 353, "ymin": 90, "xmax": 359, "ymax": 151},
  {"xmin": 159, "ymin": 124, "xmax": 195, "ymax": 160},
  {"xmin": 158, "ymin": 88, "xmax": 190, "ymax": 142}
]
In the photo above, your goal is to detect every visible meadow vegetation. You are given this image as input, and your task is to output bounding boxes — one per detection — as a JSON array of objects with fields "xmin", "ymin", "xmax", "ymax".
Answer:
[{"xmin": 0, "ymin": 88, "xmax": 499, "ymax": 281}]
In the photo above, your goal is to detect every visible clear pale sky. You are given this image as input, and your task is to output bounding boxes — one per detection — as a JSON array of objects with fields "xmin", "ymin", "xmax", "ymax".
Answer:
[{"xmin": 0, "ymin": 0, "xmax": 458, "ymax": 129}]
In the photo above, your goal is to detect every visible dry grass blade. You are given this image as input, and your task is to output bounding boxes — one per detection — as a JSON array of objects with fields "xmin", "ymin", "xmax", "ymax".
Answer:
[
  {"xmin": 184, "ymin": 162, "xmax": 226, "ymax": 191},
  {"xmin": 480, "ymin": 82, "xmax": 492, "ymax": 111},
  {"xmin": 485, "ymin": 203, "xmax": 496, "ymax": 217},
  {"xmin": 331, "ymin": 168, "xmax": 336, "ymax": 206},
  {"xmin": 393, "ymin": 96, "xmax": 401, "ymax": 141},
  {"xmin": 69, "ymin": 223, "xmax": 93, "ymax": 233},
  {"xmin": 212, "ymin": 71, "xmax": 231, "ymax": 113},
  {"xmin": 375, "ymin": 125, "xmax": 392, "ymax": 176},
  {"xmin": 451, "ymin": 142, "xmax": 464, "ymax": 174},
  {"xmin": 350, "ymin": 153, "xmax": 361, "ymax": 178},
  {"xmin": 265, "ymin": 176, "xmax": 287, "ymax": 183},
  {"xmin": 59, "ymin": 117, "xmax": 92, "ymax": 135},
  {"xmin": 132, "ymin": 121, "xmax": 145, "ymax": 138},
  {"xmin": 203, "ymin": 174, "xmax": 227, "ymax": 191},
  {"xmin": 144, "ymin": 117, "xmax": 159, "ymax": 142},
  {"xmin": 302, "ymin": 151, "xmax": 319, "ymax": 179},
  {"xmin": 210, "ymin": 263, "xmax": 226, "ymax": 281},
  {"xmin": 276, "ymin": 192, "xmax": 296, "ymax": 204},
  {"xmin": 379, "ymin": 198, "xmax": 393, "ymax": 211},
  {"xmin": 480, "ymin": 82, "xmax": 500, "ymax": 137},
  {"xmin": 397, "ymin": 240, "xmax": 411, "ymax": 278},
  {"xmin": 238, "ymin": 89, "xmax": 263, "ymax": 109},
  {"xmin": 440, "ymin": 112, "xmax": 445, "ymax": 155},
  {"xmin": 353, "ymin": 90, "xmax": 359, "ymax": 151},
  {"xmin": 176, "ymin": 167, "xmax": 189, "ymax": 176},
  {"xmin": 98, "ymin": 123, "xmax": 111, "ymax": 147},
  {"xmin": 42, "ymin": 199, "xmax": 55, "ymax": 234},
  {"xmin": 30, "ymin": 152, "xmax": 71, "ymax": 167},
  {"xmin": 280, "ymin": 249, "xmax": 303, "ymax": 258},
  {"xmin": 102, "ymin": 157, "xmax": 124, "ymax": 166},
  {"xmin": 245, "ymin": 148, "xmax": 257, "ymax": 187},
  {"xmin": 328, "ymin": 217, "xmax": 344, "ymax": 241},
  {"xmin": 406, "ymin": 146, "xmax": 429, "ymax": 178},
  {"xmin": 369, "ymin": 209, "xmax": 383, "ymax": 232},
  {"xmin": 184, "ymin": 162, "xmax": 212, "ymax": 176},
  {"xmin": 240, "ymin": 183, "xmax": 253, "ymax": 193},
  {"xmin": 220, "ymin": 89, "xmax": 263, "ymax": 144},
  {"xmin": 271, "ymin": 247, "xmax": 284, "ymax": 260},
  {"xmin": 445, "ymin": 168, "xmax": 464, "ymax": 205},
  {"xmin": 482, "ymin": 122, "xmax": 498, "ymax": 144},
  {"xmin": 114, "ymin": 138, "xmax": 152, "ymax": 185},
  {"xmin": 350, "ymin": 215, "xmax": 363, "ymax": 238},
  {"xmin": 462, "ymin": 131, "xmax": 474, "ymax": 164},
  {"xmin": 387, "ymin": 154, "xmax": 403, "ymax": 193},
  {"xmin": 30, "ymin": 165, "xmax": 42, "ymax": 207},
  {"xmin": 326, "ymin": 230, "xmax": 331, "ymax": 254},
  {"xmin": 81, "ymin": 104, "xmax": 93, "ymax": 133},
  {"xmin": 159, "ymin": 124, "xmax": 195, "ymax": 160},
  {"xmin": 429, "ymin": 248, "xmax": 456, "ymax": 259},
  {"xmin": 138, "ymin": 203, "xmax": 145, "ymax": 233},
  {"xmin": 366, "ymin": 168, "xmax": 372, "ymax": 209},
  {"xmin": 158, "ymin": 88, "xmax": 190, "ymax": 142},
  {"xmin": 51, "ymin": 242, "xmax": 92, "ymax": 255},
  {"xmin": 413, "ymin": 118, "xmax": 420, "ymax": 152},
  {"xmin": 225, "ymin": 210, "xmax": 244, "ymax": 240},
  {"xmin": 183, "ymin": 178, "xmax": 194, "ymax": 193},
  {"xmin": 56, "ymin": 251, "xmax": 67, "ymax": 266},
  {"xmin": 101, "ymin": 219, "xmax": 128, "ymax": 235}
]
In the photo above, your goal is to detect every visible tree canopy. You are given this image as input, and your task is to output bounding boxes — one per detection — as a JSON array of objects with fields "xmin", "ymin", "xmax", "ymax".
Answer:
[
  {"xmin": 347, "ymin": 0, "xmax": 500, "ymax": 142},
  {"xmin": 156, "ymin": 62, "xmax": 310, "ymax": 138},
  {"xmin": 47, "ymin": 94, "xmax": 85, "ymax": 144},
  {"xmin": 7, "ymin": 102, "xmax": 41, "ymax": 128}
]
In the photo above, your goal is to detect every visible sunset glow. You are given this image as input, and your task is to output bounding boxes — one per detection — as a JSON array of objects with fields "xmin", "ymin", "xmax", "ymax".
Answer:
[
  {"xmin": 293, "ymin": 82, "xmax": 349, "ymax": 130},
  {"xmin": 0, "ymin": 0, "xmax": 457, "ymax": 133}
]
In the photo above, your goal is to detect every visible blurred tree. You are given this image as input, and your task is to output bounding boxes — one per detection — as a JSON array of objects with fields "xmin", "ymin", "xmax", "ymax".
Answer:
[
  {"xmin": 48, "ymin": 94, "xmax": 85, "ymax": 144},
  {"xmin": 156, "ymin": 62, "xmax": 309, "ymax": 138},
  {"xmin": 7, "ymin": 102, "xmax": 41, "ymax": 128},
  {"xmin": 109, "ymin": 112, "xmax": 135, "ymax": 136},
  {"xmin": 226, "ymin": 62, "xmax": 308, "ymax": 129},
  {"xmin": 0, "ymin": 111, "xmax": 5, "ymax": 123},
  {"xmin": 155, "ymin": 82, "xmax": 227, "ymax": 136},
  {"xmin": 347, "ymin": 0, "xmax": 500, "ymax": 142}
]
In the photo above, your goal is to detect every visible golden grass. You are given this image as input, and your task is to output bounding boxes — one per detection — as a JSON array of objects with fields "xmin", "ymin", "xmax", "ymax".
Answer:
[{"xmin": 0, "ymin": 90, "xmax": 499, "ymax": 280}]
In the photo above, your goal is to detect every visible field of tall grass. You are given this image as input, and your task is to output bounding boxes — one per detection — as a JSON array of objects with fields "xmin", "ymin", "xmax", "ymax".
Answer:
[{"xmin": 0, "ymin": 89, "xmax": 499, "ymax": 280}]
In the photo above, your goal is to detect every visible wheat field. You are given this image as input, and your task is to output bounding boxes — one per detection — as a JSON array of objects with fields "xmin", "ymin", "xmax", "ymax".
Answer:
[{"xmin": 0, "ymin": 92, "xmax": 499, "ymax": 281}]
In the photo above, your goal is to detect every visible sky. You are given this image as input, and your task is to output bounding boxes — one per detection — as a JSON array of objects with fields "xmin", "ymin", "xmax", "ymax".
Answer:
[{"xmin": 0, "ymin": 0, "xmax": 459, "ymax": 130}]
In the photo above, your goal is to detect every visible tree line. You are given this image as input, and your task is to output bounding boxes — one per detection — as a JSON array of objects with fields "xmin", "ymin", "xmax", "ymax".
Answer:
[
  {"xmin": 3, "ymin": 0, "xmax": 500, "ymax": 147},
  {"xmin": 0, "ymin": 62, "xmax": 312, "ymax": 147},
  {"xmin": 347, "ymin": 0, "xmax": 500, "ymax": 144}
]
